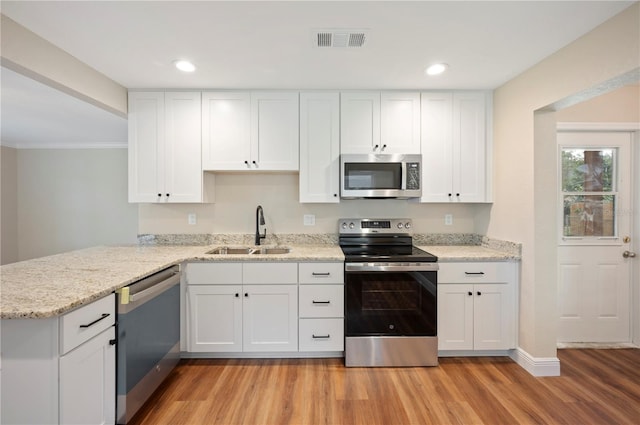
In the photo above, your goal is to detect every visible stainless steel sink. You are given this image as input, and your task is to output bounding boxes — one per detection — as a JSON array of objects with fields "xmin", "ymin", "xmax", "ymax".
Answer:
[
  {"xmin": 253, "ymin": 247, "xmax": 291, "ymax": 255},
  {"xmin": 205, "ymin": 246, "xmax": 291, "ymax": 255},
  {"xmin": 205, "ymin": 247, "xmax": 254, "ymax": 255}
]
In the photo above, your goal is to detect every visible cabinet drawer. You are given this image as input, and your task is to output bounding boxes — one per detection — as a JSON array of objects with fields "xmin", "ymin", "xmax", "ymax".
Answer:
[
  {"xmin": 438, "ymin": 262, "xmax": 513, "ymax": 284},
  {"xmin": 186, "ymin": 262, "xmax": 242, "ymax": 285},
  {"xmin": 243, "ymin": 263, "xmax": 297, "ymax": 284},
  {"xmin": 60, "ymin": 294, "xmax": 115, "ymax": 355},
  {"xmin": 299, "ymin": 285, "xmax": 344, "ymax": 318},
  {"xmin": 299, "ymin": 262, "xmax": 343, "ymax": 284},
  {"xmin": 299, "ymin": 318, "xmax": 344, "ymax": 352}
]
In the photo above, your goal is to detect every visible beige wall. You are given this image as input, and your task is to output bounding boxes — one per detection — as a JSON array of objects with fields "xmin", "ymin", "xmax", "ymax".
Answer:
[
  {"xmin": 557, "ymin": 84, "xmax": 640, "ymax": 122},
  {"xmin": 139, "ymin": 173, "xmax": 491, "ymax": 236},
  {"xmin": 489, "ymin": 3, "xmax": 640, "ymax": 358},
  {"xmin": 15, "ymin": 148, "xmax": 138, "ymax": 261},
  {"xmin": 1, "ymin": 146, "xmax": 19, "ymax": 264}
]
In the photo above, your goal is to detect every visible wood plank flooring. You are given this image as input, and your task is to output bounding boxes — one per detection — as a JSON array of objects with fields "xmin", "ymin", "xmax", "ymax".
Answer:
[{"xmin": 129, "ymin": 349, "xmax": 640, "ymax": 425}]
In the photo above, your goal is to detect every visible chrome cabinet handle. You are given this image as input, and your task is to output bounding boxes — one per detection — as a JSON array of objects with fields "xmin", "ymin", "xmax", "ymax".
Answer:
[
  {"xmin": 312, "ymin": 334, "xmax": 330, "ymax": 339},
  {"xmin": 312, "ymin": 272, "xmax": 331, "ymax": 276},
  {"xmin": 623, "ymin": 251, "xmax": 636, "ymax": 258},
  {"xmin": 79, "ymin": 313, "xmax": 110, "ymax": 329},
  {"xmin": 312, "ymin": 300, "xmax": 331, "ymax": 304},
  {"xmin": 465, "ymin": 272, "xmax": 485, "ymax": 275}
]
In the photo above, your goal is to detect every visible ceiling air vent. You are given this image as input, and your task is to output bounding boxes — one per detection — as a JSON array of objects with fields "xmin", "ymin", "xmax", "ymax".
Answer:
[{"xmin": 314, "ymin": 29, "xmax": 368, "ymax": 48}]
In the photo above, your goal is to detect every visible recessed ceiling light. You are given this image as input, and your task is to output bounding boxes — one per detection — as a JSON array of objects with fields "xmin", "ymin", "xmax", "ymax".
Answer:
[
  {"xmin": 425, "ymin": 63, "xmax": 448, "ymax": 76},
  {"xmin": 174, "ymin": 60, "xmax": 196, "ymax": 73}
]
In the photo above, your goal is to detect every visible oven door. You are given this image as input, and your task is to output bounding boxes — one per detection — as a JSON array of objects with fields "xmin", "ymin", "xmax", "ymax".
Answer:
[{"xmin": 345, "ymin": 263, "xmax": 437, "ymax": 337}]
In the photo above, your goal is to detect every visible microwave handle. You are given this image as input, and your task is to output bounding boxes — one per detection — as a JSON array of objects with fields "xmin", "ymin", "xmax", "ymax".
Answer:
[{"xmin": 401, "ymin": 162, "xmax": 407, "ymax": 190}]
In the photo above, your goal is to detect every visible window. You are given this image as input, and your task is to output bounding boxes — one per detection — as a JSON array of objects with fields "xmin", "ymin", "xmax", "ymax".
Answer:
[{"xmin": 561, "ymin": 148, "xmax": 617, "ymax": 238}]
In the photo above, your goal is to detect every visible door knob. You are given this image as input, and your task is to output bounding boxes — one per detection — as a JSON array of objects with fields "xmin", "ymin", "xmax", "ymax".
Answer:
[{"xmin": 622, "ymin": 251, "xmax": 636, "ymax": 258}]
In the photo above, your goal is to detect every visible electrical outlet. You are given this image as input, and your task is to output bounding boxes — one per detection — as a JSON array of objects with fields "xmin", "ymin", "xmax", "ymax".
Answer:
[
  {"xmin": 303, "ymin": 214, "xmax": 316, "ymax": 226},
  {"xmin": 445, "ymin": 214, "xmax": 453, "ymax": 226},
  {"xmin": 188, "ymin": 213, "xmax": 197, "ymax": 225}
]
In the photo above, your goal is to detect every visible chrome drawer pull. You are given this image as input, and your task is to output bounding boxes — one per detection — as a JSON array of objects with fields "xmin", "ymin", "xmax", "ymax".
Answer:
[
  {"xmin": 464, "ymin": 272, "xmax": 485, "ymax": 275},
  {"xmin": 312, "ymin": 272, "xmax": 331, "ymax": 276},
  {"xmin": 312, "ymin": 334, "xmax": 330, "ymax": 339},
  {"xmin": 79, "ymin": 313, "xmax": 110, "ymax": 329},
  {"xmin": 312, "ymin": 300, "xmax": 331, "ymax": 304}
]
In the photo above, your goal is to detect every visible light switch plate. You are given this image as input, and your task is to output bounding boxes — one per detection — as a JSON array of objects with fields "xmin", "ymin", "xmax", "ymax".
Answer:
[
  {"xmin": 303, "ymin": 214, "xmax": 316, "ymax": 226},
  {"xmin": 188, "ymin": 213, "xmax": 197, "ymax": 225}
]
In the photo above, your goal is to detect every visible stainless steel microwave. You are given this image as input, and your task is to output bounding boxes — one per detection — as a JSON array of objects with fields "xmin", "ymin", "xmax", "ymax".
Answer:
[{"xmin": 340, "ymin": 154, "xmax": 422, "ymax": 199}]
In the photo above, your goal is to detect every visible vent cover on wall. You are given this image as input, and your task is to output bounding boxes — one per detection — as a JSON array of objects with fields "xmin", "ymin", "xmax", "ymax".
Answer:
[{"xmin": 314, "ymin": 29, "xmax": 368, "ymax": 48}]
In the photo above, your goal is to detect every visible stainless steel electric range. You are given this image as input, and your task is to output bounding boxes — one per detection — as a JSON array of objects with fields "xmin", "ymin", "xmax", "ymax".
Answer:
[{"xmin": 339, "ymin": 218, "xmax": 439, "ymax": 367}]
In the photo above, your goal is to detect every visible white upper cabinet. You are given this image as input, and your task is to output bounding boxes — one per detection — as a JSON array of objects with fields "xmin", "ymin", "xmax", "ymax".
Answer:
[
  {"xmin": 421, "ymin": 91, "xmax": 490, "ymax": 203},
  {"xmin": 299, "ymin": 92, "xmax": 340, "ymax": 203},
  {"xmin": 340, "ymin": 91, "xmax": 420, "ymax": 154},
  {"xmin": 380, "ymin": 92, "xmax": 421, "ymax": 154},
  {"xmin": 201, "ymin": 91, "xmax": 251, "ymax": 171},
  {"xmin": 128, "ymin": 91, "xmax": 204, "ymax": 203},
  {"xmin": 202, "ymin": 91, "xmax": 299, "ymax": 171}
]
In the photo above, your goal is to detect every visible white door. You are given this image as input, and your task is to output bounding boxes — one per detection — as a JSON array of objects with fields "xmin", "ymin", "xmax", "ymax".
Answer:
[{"xmin": 557, "ymin": 131, "xmax": 635, "ymax": 343}]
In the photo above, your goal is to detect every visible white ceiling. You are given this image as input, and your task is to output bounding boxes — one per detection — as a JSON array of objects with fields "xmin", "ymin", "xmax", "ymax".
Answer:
[{"xmin": 0, "ymin": 0, "xmax": 636, "ymax": 148}]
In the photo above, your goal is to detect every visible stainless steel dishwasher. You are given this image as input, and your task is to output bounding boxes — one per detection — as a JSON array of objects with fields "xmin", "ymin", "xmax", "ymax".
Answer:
[{"xmin": 116, "ymin": 265, "xmax": 181, "ymax": 424}]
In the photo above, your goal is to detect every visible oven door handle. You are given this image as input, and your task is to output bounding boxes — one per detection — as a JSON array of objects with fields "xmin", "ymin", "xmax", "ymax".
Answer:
[{"xmin": 345, "ymin": 263, "xmax": 438, "ymax": 272}]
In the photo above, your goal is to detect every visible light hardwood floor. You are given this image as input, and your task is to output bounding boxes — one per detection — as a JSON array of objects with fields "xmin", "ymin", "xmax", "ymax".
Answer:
[{"xmin": 130, "ymin": 349, "xmax": 640, "ymax": 425}]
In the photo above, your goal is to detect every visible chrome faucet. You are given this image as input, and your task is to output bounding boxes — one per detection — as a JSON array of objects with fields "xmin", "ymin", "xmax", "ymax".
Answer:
[{"xmin": 255, "ymin": 205, "xmax": 266, "ymax": 245}]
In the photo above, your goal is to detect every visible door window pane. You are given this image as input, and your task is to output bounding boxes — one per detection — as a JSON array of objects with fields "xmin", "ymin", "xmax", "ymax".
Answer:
[
  {"xmin": 562, "ymin": 149, "xmax": 614, "ymax": 192},
  {"xmin": 563, "ymin": 195, "xmax": 615, "ymax": 237}
]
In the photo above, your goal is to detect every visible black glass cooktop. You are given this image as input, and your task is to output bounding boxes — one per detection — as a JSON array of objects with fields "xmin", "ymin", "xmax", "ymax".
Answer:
[{"xmin": 339, "ymin": 239, "xmax": 438, "ymax": 262}]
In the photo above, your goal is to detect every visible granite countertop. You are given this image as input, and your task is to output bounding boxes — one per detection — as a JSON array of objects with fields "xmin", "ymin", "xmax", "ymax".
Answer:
[
  {"xmin": 1, "ymin": 237, "xmax": 519, "ymax": 319},
  {"xmin": 0, "ymin": 244, "xmax": 343, "ymax": 319},
  {"xmin": 420, "ymin": 245, "xmax": 520, "ymax": 262}
]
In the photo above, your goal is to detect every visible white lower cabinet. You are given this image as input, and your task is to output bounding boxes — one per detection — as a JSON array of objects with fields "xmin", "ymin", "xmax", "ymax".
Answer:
[
  {"xmin": 1, "ymin": 294, "xmax": 116, "ymax": 425},
  {"xmin": 437, "ymin": 262, "xmax": 517, "ymax": 352},
  {"xmin": 298, "ymin": 262, "xmax": 344, "ymax": 353},
  {"xmin": 185, "ymin": 261, "xmax": 344, "ymax": 356},
  {"xmin": 186, "ymin": 262, "xmax": 298, "ymax": 353}
]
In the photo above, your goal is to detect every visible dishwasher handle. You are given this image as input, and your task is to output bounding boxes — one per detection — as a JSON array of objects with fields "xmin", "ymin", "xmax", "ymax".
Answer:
[{"xmin": 118, "ymin": 266, "xmax": 180, "ymax": 312}]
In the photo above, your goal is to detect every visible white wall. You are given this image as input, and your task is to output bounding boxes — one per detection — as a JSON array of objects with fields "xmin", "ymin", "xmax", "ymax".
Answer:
[
  {"xmin": 1, "ymin": 146, "xmax": 19, "ymax": 264},
  {"xmin": 0, "ymin": 15, "xmax": 127, "ymax": 117},
  {"xmin": 15, "ymin": 148, "xmax": 138, "ymax": 261},
  {"xmin": 489, "ymin": 3, "xmax": 639, "ymax": 358},
  {"xmin": 139, "ymin": 172, "xmax": 491, "ymax": 236}
]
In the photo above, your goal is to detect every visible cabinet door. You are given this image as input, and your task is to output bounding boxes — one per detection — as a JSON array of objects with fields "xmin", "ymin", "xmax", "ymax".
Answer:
[
  {"xmin": 437, "ymin": 283, "xmax": 474, "ymax": 350},
  {"xmin": 251, "ymin": 92, "xmax": 299, "ymax": 170},
  {"xmin": 164, "ymin": 92, "xmax": 203, "ymax": 202},
  {"xmin": 299, "ymin": 92, "xmax": 340, "ymax": 203},
  {"xmin": 340, "ymin": 92, "xmax": 380, "ymax": 154},
  {"xmin": 128, "ymin": 92, "xmax": 165, "ymax": 202},
  {"xmin": 187, "ymin": 285, "xmax": 243, "ymax": 352},
  {"xmin": 242, "ymin": 285, "xmax": 298, "ymax": 352},
  {"xmin": 59, "ymin": 327, "xmax": 115, "ymax": 425},
  {"xmin": 453, "ymin": 92, "xmax": 486, "ymax": 202},
  {"xmin": 472, "ymin": 283, "xmax": 514, "ymax": 350},
  {"xmin": 420, "ymin": 92, "xmax": 453, "ymax": 202},
  {"xmin": 202, "ymin": 91, "xmax": 251, "ymax": 170},
  {"xmin": 380, "ymin": 92, "xmax": 421, "ymax": 154}
]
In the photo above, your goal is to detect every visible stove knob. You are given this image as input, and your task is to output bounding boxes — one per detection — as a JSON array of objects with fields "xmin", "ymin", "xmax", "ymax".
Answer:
[
  {"xmin": 397, "ymin": 222, "xmax": 404, "ymax": 229},
  {"xmin": 341, "ymin": 222, "xmax": 347, "ymax": 229},
  {"xmin": 349, "ymin": 222, "xmax": 355, "ymax": 229},
  {"xmin": 405, "ymin": 222, "xmax": 412, "ymax": 229}
]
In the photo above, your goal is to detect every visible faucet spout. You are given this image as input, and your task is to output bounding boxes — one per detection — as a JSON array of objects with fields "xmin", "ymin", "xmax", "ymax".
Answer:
[{"xmin": 255, "ymin": 205, "xmax": 266, "ymax": 245}]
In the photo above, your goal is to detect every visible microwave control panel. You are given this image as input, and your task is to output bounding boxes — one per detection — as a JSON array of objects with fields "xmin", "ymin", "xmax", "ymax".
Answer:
[{"xmin": 406, "ymin": 162, "xmax": 420, "ymax": 190}]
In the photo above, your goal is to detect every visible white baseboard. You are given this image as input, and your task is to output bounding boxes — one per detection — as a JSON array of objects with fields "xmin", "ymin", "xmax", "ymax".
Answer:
[{"xmin": 510, "ymin": 347, "xmax": 560, "ymax": 377}]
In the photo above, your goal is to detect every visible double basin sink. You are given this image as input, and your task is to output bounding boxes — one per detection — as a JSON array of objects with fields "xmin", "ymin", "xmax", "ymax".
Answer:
[{"xmin": 206, "ymin": 246, "xmax": 291, "ymax": 255}]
